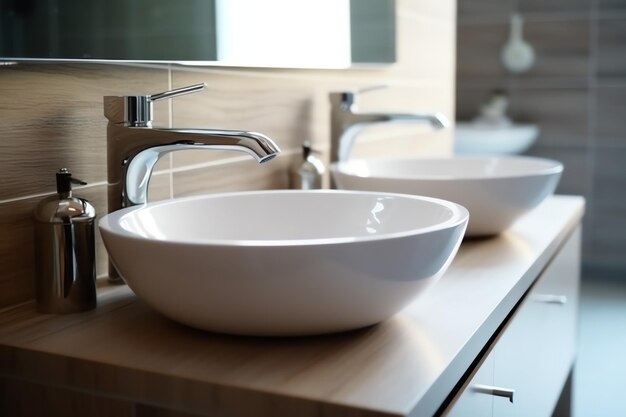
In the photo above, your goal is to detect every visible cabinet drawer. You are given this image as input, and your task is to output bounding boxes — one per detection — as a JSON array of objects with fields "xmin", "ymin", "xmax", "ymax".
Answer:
[
  {"xmin": 442, "ymin": 227, "xmax": 580, "ymax": 417},
  {"xmin": 444, "ymin": 352, "xmax": 495, "ymax": 417},
  {"xmin": 493, "ymin": 227, "xmax": 580, "ymax": 417}
]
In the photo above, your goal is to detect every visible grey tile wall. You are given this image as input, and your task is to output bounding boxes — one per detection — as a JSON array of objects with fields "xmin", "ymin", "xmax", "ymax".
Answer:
[
  {"xmin": 523, "ymin": 19, "xmax": 590, "ymax": 78},
  {"xmin": 457, "ymin": 0, "xmax": 626, "ymax": 272},
  {"xmin": 598, "ymin": 0, "xmax": 626, "ymax": 12},
  {"xmin": 597, "ymin": 18, "xmax": 626, "ymax": 79},
  {"xmin": 526, "ymin": 145, "xmax": 592, "ymax": 196},
  {"xmin": 595, "ymin": 86, "xmax": 626, "ymax": 142},
  {"xmin": 456, "ymin": 23, "xmax": 510, "ymax": 79},
  {"xmin": 509, "ymin": 88, "xmax": 590, "ymax": 147},
  {"xmin": 457, "ymin": 0, "xmax": 513, "ymax": 22},
  {"xmin": 518, "ymin": 0, "xmax": 592, "ymax": 14}
]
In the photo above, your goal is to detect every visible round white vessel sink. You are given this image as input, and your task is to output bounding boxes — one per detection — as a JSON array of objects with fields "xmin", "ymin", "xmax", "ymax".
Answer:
[
  {"xmin": 99, "ymin": 190, "xmax": 468, "ymax": 336},
  {"xmin": 331, "ymin": 156, "xmax": 562, "ymax": 237},
  {"xmin": 455, "ymin": 122, "xmax": 539, "ymax": 155}
]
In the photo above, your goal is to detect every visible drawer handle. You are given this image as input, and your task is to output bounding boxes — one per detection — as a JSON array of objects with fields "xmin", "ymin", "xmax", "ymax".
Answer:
[
  {"xmin": 473, "ymin": 385, "xmax": 515, "ymax": 403},
  {"xmin": 533, "ymin": 294, "xmax": 567, "ymax": 305}
]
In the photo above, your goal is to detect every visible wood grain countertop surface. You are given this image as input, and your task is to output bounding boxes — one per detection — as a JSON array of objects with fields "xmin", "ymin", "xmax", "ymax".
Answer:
[{"xmin": 0, "ymin": 195, "xmax": 585, "ymax": 417}]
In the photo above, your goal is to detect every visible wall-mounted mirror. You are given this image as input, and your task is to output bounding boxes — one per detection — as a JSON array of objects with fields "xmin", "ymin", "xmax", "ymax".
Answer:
[{"xmin": 0, "ymin": 0, "xmax": 395, "ymax": 69}]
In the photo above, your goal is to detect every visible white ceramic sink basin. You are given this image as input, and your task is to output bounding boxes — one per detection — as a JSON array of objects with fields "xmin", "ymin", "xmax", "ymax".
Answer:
[
  {"xmin": 331, "ymin": 156, "xmax": 562, "ymax": 236},
  {"xmin": 455, "ymin": 122, "xmax": 539, "ymax": 155},
  {"xmin": 99, "ymin": 190, "xmax": 468, "ymax": 336}
]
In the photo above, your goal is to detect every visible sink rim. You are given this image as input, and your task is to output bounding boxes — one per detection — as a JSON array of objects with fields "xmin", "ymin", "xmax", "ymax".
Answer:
[
  {"xmin": 99, "ymin": 189, "xmax": 469, "ymax": 247},
  {"xmin": 331, "ymin": 155, "xmax": 563, "ymax": 182}
]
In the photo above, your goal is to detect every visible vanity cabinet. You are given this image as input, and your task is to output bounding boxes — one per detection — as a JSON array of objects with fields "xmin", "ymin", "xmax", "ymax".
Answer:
[
  {"xmin": 0, "ymin": 197, "xmax": 585, "ymax": 417},
  {"xmin": 444, "ymin": 226, "xmax": 580, "ymax": 417},
  {"xmin": 445, "ymin": 352, "xmax": 495, "ymax": 417}
]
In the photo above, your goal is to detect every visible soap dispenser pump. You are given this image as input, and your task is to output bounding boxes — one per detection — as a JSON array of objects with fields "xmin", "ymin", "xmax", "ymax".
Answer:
[
  {"xmin": 289, "ymin": 142, "xmax": 325, "ymax": 190},
  {"xmin": 33, "ymin": 168, "xmax": 97, "ymax": 313}
]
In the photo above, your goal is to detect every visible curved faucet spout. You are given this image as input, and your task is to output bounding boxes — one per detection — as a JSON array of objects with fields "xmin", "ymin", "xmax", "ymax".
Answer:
[
  {"xmin": 152, "ymin": 128, "xmax": 280, "ymax": 163},
  {"xmin": 104, "ymin": 84, "xmax": 281, "ymax": 284},
  {"xmin": 335, "ymin": 112, "xmax": 449, "ymax": 163},
  {"xmin": 107, "ymin": 125, "xmax": 280, "ymax": 211},
  {"xmin": 330, "ymin": 91, "xmax": 449, "ymax": 163}
]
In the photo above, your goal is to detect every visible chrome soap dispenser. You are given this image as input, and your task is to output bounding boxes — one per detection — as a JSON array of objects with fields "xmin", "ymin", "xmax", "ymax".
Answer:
[
  {"xmin": 289, "ymin": 142, "xmax": 325, "ymax": 189},
  {"xmin": 33, "ymin": 168, "xmax": 97, "ymax": 313}
]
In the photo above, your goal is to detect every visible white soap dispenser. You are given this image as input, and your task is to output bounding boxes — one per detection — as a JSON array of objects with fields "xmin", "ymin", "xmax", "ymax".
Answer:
[{"xmin": 501, "ymin": 13, "xmax": 535, "ymax": 74}]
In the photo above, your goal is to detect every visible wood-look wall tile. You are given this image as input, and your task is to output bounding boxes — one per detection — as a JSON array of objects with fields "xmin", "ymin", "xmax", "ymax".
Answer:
[
  {"xmin": 401, "ymin": 0, "xmax": 456, "ymax": 21},
  {"xmin": 509, "ymin": 88, "xmax": 590, "ymax": 147},
  {"xmin": 172, "ymin": 154, "xmax": 298, "ymax": 198},
  {"xmin": 597, "ymin": 18, "xmax": 626, "ymax": 79},
  {"xmin": 0, "ymin": 64, "xmax": 169, "ymax": 201},
  {"xmin": 345, "ymin": 83, "xmax": 456, "ymax": 155},
  {"xmin": 349, "ymin": 127, "xmax": 453, "ymax": 160},
  {"xmin": 595, "ymin": 86, "xmax": 626, "ymax": 142},
  {"xmin": 0, "ymin": 198, "xmax": 38, "ymax": 308},
  {"xmin": 0, "ymin": 376, "xmax": 134, "ymax": 417},
  {"xmin": 147, "ymin": 170, "xmax": 173, "ymax": 203},
  {"xmin": 169, "ymin": 68, "xmax": 318, "ymax": 166},
  {"xmin": 395, "ymin": 12, "xmax": 456, "ymax": 80},
  {"xmin": 168, "ymin": 66, "xmax": 453, "ymax": 172}
]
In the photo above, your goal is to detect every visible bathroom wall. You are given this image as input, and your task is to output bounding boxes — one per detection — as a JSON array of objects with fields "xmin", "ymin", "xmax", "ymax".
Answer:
[
  {"xmin": 0, "ymin": 0, "xmax": 456, "ymax": 309},
  {"xmin": 456, "ymin": 0, "xmax": 626, "ymax": 274}
]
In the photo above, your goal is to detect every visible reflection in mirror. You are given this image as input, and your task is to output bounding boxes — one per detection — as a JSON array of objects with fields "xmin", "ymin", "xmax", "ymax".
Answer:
[{"xmin": 0, "ymin": 0, "xmax": 395, "ymax": 68}]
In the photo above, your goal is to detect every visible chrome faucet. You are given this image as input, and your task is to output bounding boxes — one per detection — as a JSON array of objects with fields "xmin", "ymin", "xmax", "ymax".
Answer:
[
  {"xmin": 104, "ymin": 83, "xmax": 280, "ymax": 282},
  {"xmin": 329, "ymin": 88, "xmax": 449, "ymax": 163},
  {"xmin": 104, "ymin": 83, "xmax": 280, "ymax": 211}
]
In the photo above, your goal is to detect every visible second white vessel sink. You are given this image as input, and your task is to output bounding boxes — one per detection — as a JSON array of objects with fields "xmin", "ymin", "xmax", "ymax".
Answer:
[
  {"xmin": 99, "ymin": 190, "xmax": 468, "ymax": 336},
  {"xmin": 455, "ymin": 122, "xmax": 539, "ymax": 155},
  {"xmin": 331, "ymin": 156, "xmax": 562, "ymax": 236}
]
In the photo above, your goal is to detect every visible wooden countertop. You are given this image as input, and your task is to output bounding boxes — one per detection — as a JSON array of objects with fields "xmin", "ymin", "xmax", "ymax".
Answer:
[{"xmin": 0, "ymin": 196, "xmax": 585, "ymax": 417}]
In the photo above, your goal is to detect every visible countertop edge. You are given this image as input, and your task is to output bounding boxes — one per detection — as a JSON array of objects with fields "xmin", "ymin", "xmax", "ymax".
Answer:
[{"xmin": 0, "ymin": 196, "xmax": 587, "ymax": 417}]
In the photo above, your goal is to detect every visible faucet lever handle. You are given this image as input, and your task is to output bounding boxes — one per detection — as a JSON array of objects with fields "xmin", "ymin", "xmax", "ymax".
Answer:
[
  {"xmin": 149, "ymin": 83, "xmax": 208, "ymax": 102},
  {"xmin": 357, "ymin": 84, "xmax": 388, "ymax": 95},
  {"xmin": 333, "ymin": 85, "xmax": 389, "ymax": 111},
  {"xmin": 104, "ymin": 83, "xmax": 208, "ymax": 126}
]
